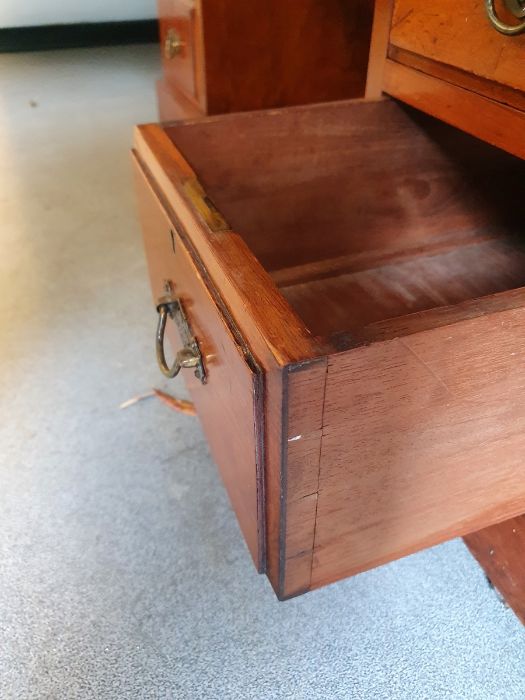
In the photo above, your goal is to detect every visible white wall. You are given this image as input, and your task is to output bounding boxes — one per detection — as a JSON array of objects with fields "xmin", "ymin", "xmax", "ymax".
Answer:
[{"xmin": 0, "ymin": 0, "xmax": 156, "ymax": 28}]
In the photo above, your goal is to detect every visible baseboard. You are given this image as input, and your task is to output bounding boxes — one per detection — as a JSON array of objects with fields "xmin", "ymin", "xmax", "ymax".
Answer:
[{"xmin": 0, "ymin": 19, "xmax": 158, "ymax": 53}]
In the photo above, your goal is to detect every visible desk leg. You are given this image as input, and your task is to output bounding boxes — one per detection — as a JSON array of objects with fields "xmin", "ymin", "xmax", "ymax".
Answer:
[{"xmin": 464, "ymin": 515, "xmax": 525, "ymax": 625}]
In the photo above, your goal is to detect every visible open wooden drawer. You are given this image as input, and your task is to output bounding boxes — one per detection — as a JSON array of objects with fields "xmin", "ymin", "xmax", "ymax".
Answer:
[{"xmin": 133, "ymin": 98, "xmax": 525, "ymax": 599}]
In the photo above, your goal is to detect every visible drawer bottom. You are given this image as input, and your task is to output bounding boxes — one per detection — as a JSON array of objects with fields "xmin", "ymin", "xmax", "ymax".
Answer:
[{"xmin": 277, "ymin": 237, "xmax": 525, "ymax": 341}]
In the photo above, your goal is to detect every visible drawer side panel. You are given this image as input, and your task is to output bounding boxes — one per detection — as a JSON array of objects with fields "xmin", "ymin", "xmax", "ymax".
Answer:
[{"xmin": 312, "ymin": 306, "xmax": 525, "ymax": 589}]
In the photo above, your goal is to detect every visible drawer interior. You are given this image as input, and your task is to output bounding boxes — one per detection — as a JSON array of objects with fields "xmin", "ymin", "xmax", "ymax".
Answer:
[{"xmin": 166, "ymin": 100, "xmax": 525, "ymax": 343}]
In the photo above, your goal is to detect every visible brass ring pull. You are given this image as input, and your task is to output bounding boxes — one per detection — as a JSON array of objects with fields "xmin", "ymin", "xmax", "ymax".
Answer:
[
  {"xmin": 485, "ymin": 0, "xmax": 525, "ymax": 34},
  {"xmin": 164, "ymin": 28, "xmax": 185, "ymax": 59},
  {"xmin": 155, "ymin": 299, "xmax": 206, "ymax": 383}
]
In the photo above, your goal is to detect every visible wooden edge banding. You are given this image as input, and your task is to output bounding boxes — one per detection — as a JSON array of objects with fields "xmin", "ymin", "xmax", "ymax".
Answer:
[
  {"xmin": 329, "ymin": 287, "xmax": 525, "ymax": 349},
  {"xmin": 262, "ymin": 369, "xmax": 287, "ymax": 594},
  {"xmin": 191, "ymin": 1, "xmax": 207, "ymax": 111},
  {"xmin": 277, "ymin": 367, "xmax": 291, "ymax": 598},
  {"xmin": 388, "ymin": 46, "xmax": 525, "ymax": 114},
  {"xmin": 278, "ymin": 359, "xmax": 328, "ymax": 600},
  {"xmin": 383, "ymin": 60, "xmax": 525, "ymax": 160},
  {"xmin": 271, "ymin": 235, "xmax": 497, "ymax": 289}
]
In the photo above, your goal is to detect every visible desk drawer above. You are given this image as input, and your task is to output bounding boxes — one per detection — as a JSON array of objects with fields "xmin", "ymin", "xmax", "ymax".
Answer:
[
  {"xmin": 159, "ymin": 0, "xmax": 203, "ymax": 108},
  {"xmin": 372, "ymin": 0, "xmax": 525, "ymax": 158},
  {"xmin": 390, "ymin": 0, "xmax": 525, "ymax": 96}
]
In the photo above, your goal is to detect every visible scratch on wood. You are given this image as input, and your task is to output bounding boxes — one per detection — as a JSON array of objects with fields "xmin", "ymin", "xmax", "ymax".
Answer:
[
  {"xmin": 391, "ymin": 7, "xmax": 413, "ymax": 29},
  {"xmin": 397, "ymin": 336, "xmax": 458, "ymax": 399}
]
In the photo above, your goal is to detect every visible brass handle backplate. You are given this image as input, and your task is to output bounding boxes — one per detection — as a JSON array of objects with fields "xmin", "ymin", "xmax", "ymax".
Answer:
[
  {"xmin": 164, "ymin": 28, "xmax": 185, "ymax": 59},
  {"xmin": 486, "ymin": 0, "xmax": 525, "ymax": 34},
  {"xmin": 156, "ymin": 296, "xmax": 206, "ymax": 384}
]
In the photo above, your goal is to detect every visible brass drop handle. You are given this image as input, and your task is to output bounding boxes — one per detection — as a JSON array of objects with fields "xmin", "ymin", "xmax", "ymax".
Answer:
[
  {"xmin": 156, "ymin": 304, "xmax": 199, "ymax": 378},
  {"xmin": 485, "ymin": 0, "xmax": 525, "ymax": 34},
  {"xmin": 156, "ymin": 298, "xmax": 206, "ymax": 383},
  {"xmin": 164, "ymin": 28, "xmax": 185, "ymax": 58}
]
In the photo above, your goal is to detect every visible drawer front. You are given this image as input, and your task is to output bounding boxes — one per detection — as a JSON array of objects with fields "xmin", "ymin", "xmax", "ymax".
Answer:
[
  {"xmin": 389, "ymin": 0, "xmax": 525, "ymax": 94},
  {"xmin": 133, "ymin": 155, "xmax": 265, "ymax": 571},
  {"xmin": 159, "ymin": 0, "xmax": 203, "ymax": 107}
]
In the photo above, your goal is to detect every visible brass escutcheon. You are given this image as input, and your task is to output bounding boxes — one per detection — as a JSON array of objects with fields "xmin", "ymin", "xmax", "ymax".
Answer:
[{"xmin": 164, "ymin": 28, "xmax": 185, "ymax": 59}]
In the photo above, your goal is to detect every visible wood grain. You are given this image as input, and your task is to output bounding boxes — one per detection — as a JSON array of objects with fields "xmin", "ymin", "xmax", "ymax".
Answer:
[
  {"xmin": 158, "ymin": 0, "xmax": 205, "ymax": 109},
  {"xmin": 156, "ymin": 79, "xmax": 203, "ymax": 122},
  {"xmin": 281, "ymin": 238, "xmax": 525, "ymax": 339},
  {"xmin": 133, "ymin": 123, "xmax": 323, "ymax": 596},
  {"xmin": 364, "ymin": 0, "xmax": 525, "ymax": 159},
  {"xmin": 271, "ymin": 236, "xmax": 493, "ymax": 288},
  {"xmin": 134, "ymin": 97, "xmax": 525, "ymax": 598},
  {"xmin": 354, "ymin": 288, "xmax": 525, "ymax": 346},
  {"xmin": 160, "ymin": 99, "xmax": 525, "ymax": 346},
  {"xmin": 311, "ymin": 306, "xmax": 525, "ymax": 589},
  {"xmin": 133, "ymin": 123, "xmax": 318, "ymax": 366},
  {"xmin": 389, "ymin": 46, "xmax": 525, "ymax": 114},
  {"xmin": 201, "ymin": 0, "xmax": 373, "ymax": 114},
  {"xmin": 280, "ymin": 361, "xmax": 327, "ymax": 599},
  {"xmin": 389, "ymin": 0, "xmax": 525, "ymax": 96},
  {"xmin": 157, "ymin": 0, "xmax": 374, "ymax": 120},
  {"xmin": 133, "ymin": 154, "xmax": 265, "ymax": 571},
  {"xmin": 464, "ymin": 515, "xmax": 525, "ymax": 625},
  {"xmin": 383, "ymin": 60, "xmax": 525, "ymax": 161},
  {"xmin": 164, "ymin": 99, "xmax": 524, "ymax": 273}
]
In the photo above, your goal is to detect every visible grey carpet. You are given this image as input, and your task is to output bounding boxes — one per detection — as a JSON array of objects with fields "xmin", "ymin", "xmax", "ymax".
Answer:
[{"xmin": 0, "ymin": 45, "xmax": 524, "ymax": 700}]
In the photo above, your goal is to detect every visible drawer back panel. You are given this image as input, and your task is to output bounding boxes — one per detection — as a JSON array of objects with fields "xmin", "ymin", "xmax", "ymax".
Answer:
[{"xmin": 166, "ymin": 99, "xmax": 523, "ymax": 272}]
